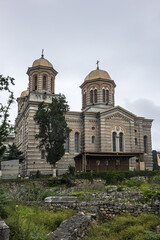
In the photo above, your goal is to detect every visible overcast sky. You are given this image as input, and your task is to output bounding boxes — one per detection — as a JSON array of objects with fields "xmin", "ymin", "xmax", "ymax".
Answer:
[{"xmin": 0, "ymin": 0, "xmax": 160, "ymax": 150}]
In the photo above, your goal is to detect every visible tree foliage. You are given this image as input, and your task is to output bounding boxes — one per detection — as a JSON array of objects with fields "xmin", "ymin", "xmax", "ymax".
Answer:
[
  {"xmin": 34, "ymin": 94, "xmax": 71, "ymax": 167},
  {"xmin": 0, "ymin": 75, "xmax": 15, "ymax": 159},
  {"xmin": 3, "ymin": 143, "xmax": 24, "ymax": 161}
]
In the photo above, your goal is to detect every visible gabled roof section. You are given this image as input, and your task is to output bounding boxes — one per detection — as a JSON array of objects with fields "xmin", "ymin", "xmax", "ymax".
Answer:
[{"xmin": 100, "ymin": 105, "xmax": 153, "ymax": 122}]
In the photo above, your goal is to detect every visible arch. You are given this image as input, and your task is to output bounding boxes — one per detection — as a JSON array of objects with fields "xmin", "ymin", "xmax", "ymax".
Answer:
[
  {"xmin": 43, "ymin": 75, "xmax": 47, "ymax": 90},
  {"xmin": 103, "ymin": 88, "xmax": 105, "ymax": 103},
  {"xmin": 112, "ymin": 132, "xmax": 117, "ymax": 152},
  {"xmin": 119, "ymin": 132, "xmax": 123, "ymax": 152},
  {"xmin": 83, "ymin": 91, "xmax": 86, "ymax": 108},
  {"xmin": 75, "ymin": 132, "xmax": 80, "ymax": 153},
  {"xmin": 90, "ymin": 89, "xmax": 93, "ymax": 104},
  {"xmin": 65, "ymin": 134, "xmax": 70, "ymax": 153},
  {"xmin": 33, "ymin": 75, "xmax": 38, "ymax": 91},
  {"xmin": 94, "ymin": 88, "xmax": 97, "ymax": 103},
  {"xmin": 144, "ymin": 135, "xmax": 148, "ymax": 153},
  {"xmin": 106, "ymin": 89, "xmax": 109, "ymax": 104}
]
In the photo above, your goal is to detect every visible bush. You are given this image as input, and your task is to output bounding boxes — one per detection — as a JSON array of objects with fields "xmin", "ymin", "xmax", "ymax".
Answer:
[
  {"xmin": 124, "ymin": 178, "xmax": 145, "ymax": 187},
  {"xmin": 75, "ymin": 171, "xmax": 158, "ymax": 185}
]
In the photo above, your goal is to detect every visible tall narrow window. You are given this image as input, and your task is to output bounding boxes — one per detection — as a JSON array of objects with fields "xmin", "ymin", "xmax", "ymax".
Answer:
[
  {"xmin": 92, "ymin": 136, "xmax": 95, "ymax": 144},
  {"xmin": 119, "ymin": 132, "xmax": 123, "ymax": 152},
  {"xmin": 112, "ymin": 132, "xmax": 117, "ymax": 152},
  {"xmin": 43, "ymin": 75, "xmax": 47, "ymax": 90},
  {"xmin": 34, "ymin": 75, "xmax": 37, "ymax": 90},
  {"xmin": 90, "ymin": 90, "xmax": 93, "ymax": 104},
  {"xmin": 75, "ymin": 132, "xmax": 80, "ymax": 153},
  {"xmin": 144, "ymin": 136, "xmax": 148, "ymax": 153},
  {"xmin": 103, "ymin": 89, "xmax": 105, "ymax": 103},
  {"xmin": 135, "ymin": 138, "xmax": 138, "ymax": 145},
  {"xmin": 94, "ymin": 89, "xmax": 97, "ymax": 103},
  {"xmin": 106, "ymin": 89, "xmax": 109, "ymax": 104},
  {"xmin": 65, "ymin": 135, "xmax": 70, "ymax": 153},
  {"xmin": 51, "ymin": 77, "xmax": 54, "ymax": 93},
  {"xmin": 41, "ymin": 150, "xmax": 45, "ymax": 159},
  {"xmin": 83, "ymin": 92, "xmax": 86, "ymax": 108}
]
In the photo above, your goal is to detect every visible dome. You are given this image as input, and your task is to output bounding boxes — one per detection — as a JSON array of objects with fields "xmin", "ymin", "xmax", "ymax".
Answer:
[
  {"xmin": 20, "ymin": 90, "xmax": 29, "ymax": 98},
  {"xmin": 32, "ymin": 57, "xmax": 53, "ymax": 68},
  {"xmin": 85, "ymin": 69, "xmax": 111, "ymax": 81}
]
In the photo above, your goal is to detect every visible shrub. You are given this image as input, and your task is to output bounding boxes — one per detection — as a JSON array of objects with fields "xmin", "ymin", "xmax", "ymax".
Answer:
[{"xmin": 124, "ymin": 178, "xmax": 145, "ymax": 187}]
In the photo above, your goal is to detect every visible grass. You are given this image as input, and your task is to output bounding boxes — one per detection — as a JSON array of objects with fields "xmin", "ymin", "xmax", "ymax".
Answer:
[
  {"xmin": 4, "ymin": 204, "xmax": 75, "ymax": 240},
  {"xmin": 86, "ymin": 214, "xmax": 160, "ymax": 240}
]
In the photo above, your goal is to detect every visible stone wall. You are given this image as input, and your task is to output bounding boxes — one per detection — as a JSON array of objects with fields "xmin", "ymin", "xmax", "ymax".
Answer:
[
  {"xmin": 0, "ymin": 218, "xmax": 9, "ymax": 240},
  {"xmin": 49, "ymin": 214, "xmax": 91, "ymax": 240},
  {"xmin": 45, "ymin": 199, "xmax": 160, "ymax": 220}
]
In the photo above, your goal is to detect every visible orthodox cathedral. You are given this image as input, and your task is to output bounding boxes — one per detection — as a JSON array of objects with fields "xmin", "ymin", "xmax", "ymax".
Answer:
[{"xmin": 15, "ymin": 53, "xmax": 153, "ymax": 176}]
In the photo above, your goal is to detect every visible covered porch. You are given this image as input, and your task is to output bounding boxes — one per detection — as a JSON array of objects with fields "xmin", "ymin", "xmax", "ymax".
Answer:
[{"xmin": 74, "ymin": 151, "xmax": 144, "ymax": 172}]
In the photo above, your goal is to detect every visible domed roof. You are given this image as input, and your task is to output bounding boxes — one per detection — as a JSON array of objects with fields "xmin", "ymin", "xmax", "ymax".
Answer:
[
  {"xmin": 32, "ymin": 51, "xmax": 53, "ymax": 68},
  {"xmin": 20, "ymin": 89, "xmax": 29, "ymax": 98},
  {"xmin": 85, "ymin": 69, "xmax": 111, "ymax": 81}
]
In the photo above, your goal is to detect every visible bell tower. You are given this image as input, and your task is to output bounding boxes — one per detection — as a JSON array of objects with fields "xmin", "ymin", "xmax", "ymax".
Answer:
[
  {"xmin": 80, "ymin": 62, "xmax": 116, "ymax": 112},
  {"xmin": 27, "ymin": 50, "xmax": 58, "ymax": 94}
]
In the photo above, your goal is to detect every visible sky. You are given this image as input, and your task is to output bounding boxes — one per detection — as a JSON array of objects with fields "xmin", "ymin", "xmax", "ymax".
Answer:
[{"xmin": 0, "ymin": 0, "xmax": 160, "ymax": 150}]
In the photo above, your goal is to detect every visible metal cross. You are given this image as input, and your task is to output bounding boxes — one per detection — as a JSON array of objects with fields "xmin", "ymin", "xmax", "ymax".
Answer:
[
  {"xmin": 96, "ymin": 60, "xmax": 99, "ymax": 70},
  {"xmin": 41, "ymin": 49, "xmax": 44, "ymax": 58}
]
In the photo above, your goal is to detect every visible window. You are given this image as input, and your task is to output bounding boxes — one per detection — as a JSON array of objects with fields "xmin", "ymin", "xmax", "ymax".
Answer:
[
  {"xmin": 94, "ymin": 89, "xmax": 97, "ymax": 103},
  {"xmin": 51, "ymin": 77, "xmax": 54, "ymax": 93},
  {"xmin": 119, "ymin": 132, "xmax": 123, "ymax": 152},
  {"xmin": 90, "ymin": 89, "xmax": 93, "ymax": 104},
  {"xmin": 33, "ymin": 75, "xmax": 37, "ymax": 90},
  {"xmin": 103, "ymin": 89, "xmax": 105, "ymax": 103},
  {"xmin": 65, "ymin": 135, "xmax": 70, "ymax": 153},
  {"xmin": 41, "ymin": 150, "xmax": 45, "ymax": 159},
  {"xmin": 43, "ymin": 75, "xmax": 47, "ymax": 90},
  {"xmin": 75, "ymin": 132, "xmax": 80, "ymax": 152},
  {"xmin": 135, "ymin": 138, "xmax": 138, "ymax": 145},
  {"xmin": 116, "ymin": 159, "xmax": 120, "ymax": 165},
  {"xmin": 106, "ymin": 89, "xmax": 109, "ymax": 104},
  {"xmin": 83, "ymin": 92, "xmax": 86, "ymax": 108},
  {"xmin": 144, "ymin": 136, "xmax": 148, "ymax": 153},
  {"xmin": 92, "ymin": 136, "xmax": 95, "ymax": 144},
  {"xmin": 112, "ymin": 132, "xmax": 117, "ymax": 152}
]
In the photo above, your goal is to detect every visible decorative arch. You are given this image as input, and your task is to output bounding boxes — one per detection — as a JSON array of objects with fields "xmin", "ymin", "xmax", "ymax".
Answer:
[{"xmin": 111, "ymin": 125, "xmax": 125, "ymax": 152}]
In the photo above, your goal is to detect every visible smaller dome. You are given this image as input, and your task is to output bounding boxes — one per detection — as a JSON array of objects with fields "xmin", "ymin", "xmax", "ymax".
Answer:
[
  {"xmin": 20, "ymin": 90, "xmax": 29, "ymax": 98},
  {"xmin": 85, "ymin": 69, "xmax": 111, "ymax": 81},
  {"xmin": 32, "ymin": 57, "xmax": 53, "ymax": 68}
]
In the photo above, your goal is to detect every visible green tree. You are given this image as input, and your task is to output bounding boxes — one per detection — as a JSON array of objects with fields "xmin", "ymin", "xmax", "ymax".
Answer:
[
  {"xmin": 0, "ymin": 75, "xmax": 15, "ymax": 160},
  {"xmin": 34, "ymin": 94, "xmax": 71, "ymax": 172},
  {"xmin": 3, "ymin": 143, "xmax": 24, "ymax": 161}
]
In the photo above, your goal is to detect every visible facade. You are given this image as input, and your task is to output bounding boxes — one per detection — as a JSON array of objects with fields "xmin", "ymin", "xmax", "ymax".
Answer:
[{"xmin": 15, "ymin": 54, "xmax": 153, "ymax": 176}]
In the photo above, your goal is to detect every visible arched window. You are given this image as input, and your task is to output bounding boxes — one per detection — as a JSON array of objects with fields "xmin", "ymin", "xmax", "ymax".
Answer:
[
  {"xmin": 106, "ymin": 89, "xmax": 109, "ymax": 104},
  {"xmin": 90, "ymin": 90, "xmax": 93, "ymax": 104},
  {"xmin": 75, "ymin": 132, "xmax": 80, "ymax": 153},
  {"xmin": 51, "ymin": 77, "xmax": 54, "ymax": 93},
  {"xmin": 43, "ymin": 75, "xmax": 47, "ymax": 90},
  {"xmin": 65, "ymin": 135, "xmax": 70, "ymax": 153},
  {"xmin": 144, "ymin": 136, "xmax": 148, "ymax": 153},
  {"xmin": 83, "ymin": 92, "xmax": 86, "ymax": 108},
  {"xmin": 33, "ymin": 75, "xmax": 37, "ymax": 90},
  {"xmin": 112, "ymin": 132, "xmax": 117, "ymax": 152},
  {"xmin": 119, "ymin": 132, "xmax": 123, "ymax": 152},
  {"xmin": 135, "ymin": 138, "xmax": 138, "ymax": 145},
  {"xmin": 92, "ymin": 136, "xmax": 95, "ymax": 144},
  {"xmin": 94, "ymin": 89, "xmax": 97, "ymax": 103},
  {"xmin": 103, "ymin": 89, "xmax": 105, "ymax": 103}
]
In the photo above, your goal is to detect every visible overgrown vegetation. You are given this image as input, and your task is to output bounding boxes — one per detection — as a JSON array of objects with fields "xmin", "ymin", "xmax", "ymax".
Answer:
[
  {"xmin": 5, "ymin": 205, "xmax": 75, "ymax": 240},
  {"xmin": 86, "ymin": 214, "xmax": 160, "ymax": 240}
]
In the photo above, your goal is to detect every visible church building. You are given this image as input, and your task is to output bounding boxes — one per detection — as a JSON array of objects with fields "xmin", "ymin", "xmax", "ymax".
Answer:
[{"xmin": 15, "ymin": 53, "xmax": 153, "ymax": 176}]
